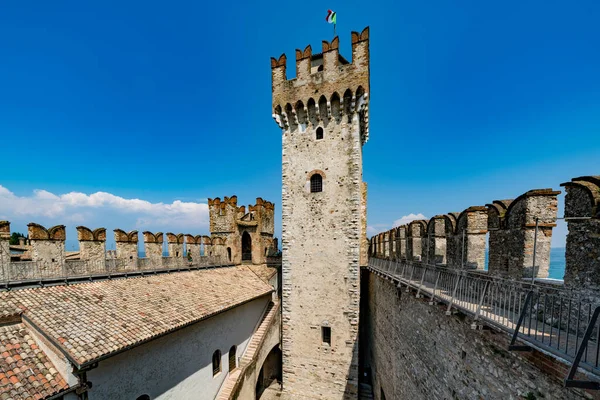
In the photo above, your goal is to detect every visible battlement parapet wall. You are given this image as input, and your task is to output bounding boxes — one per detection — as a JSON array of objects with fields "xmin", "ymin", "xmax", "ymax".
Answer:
[
  {"xmin": 561, "ymin": 176, "xmax": 600, "ymax": 289},
  {"xmin": 76, "ymin": 226, "xmax": 106, "ymax": 262},
  {"xmin": 0, "ymin": 221, "xmax": 9, "ymax": 269},
  {"xmin": 271, "ymin": 27, "xmax": 370, "ymax": 145},
  {"xmin": 371, "ymin": 182, "xmax": 573, "ymax": 280},
  {"xmin": 184, "ymin": 234, "xmax": 202, "ymax": 258},
  {"xmin": 166, "ymin": 233, "xmax": 184, "ymax": 258},
  {"xmin": 0, "ymin": 223, "xmax": 215, "ymax": 283},
  {"xmin": 143, "ymin": 231, "xmax": 164, "ymax": 260},
  {"xmin": 27, "ymin": 223, "xmax": 66, "ymax": 265}
]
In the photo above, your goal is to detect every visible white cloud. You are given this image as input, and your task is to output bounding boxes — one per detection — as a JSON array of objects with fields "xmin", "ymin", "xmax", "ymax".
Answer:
[
  {"xmin": 0, "ymin": 185, "xmax": 209, "ymax": 232},
  {"xmin": 367, "ymin": 226, "xmax": 378, "ymax": 235},
  {"xmin": 393, "ymin": 213, "xmax": 427, "ymax": 227}
]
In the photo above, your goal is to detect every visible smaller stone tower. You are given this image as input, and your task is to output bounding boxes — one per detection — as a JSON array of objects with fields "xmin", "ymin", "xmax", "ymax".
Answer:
[{"xmin": 208, "ymin": 196, "xmax": 276, "ymax": 264}]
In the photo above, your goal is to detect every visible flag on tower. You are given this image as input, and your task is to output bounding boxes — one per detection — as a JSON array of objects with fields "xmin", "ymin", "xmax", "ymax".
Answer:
[{"xmin": 325, "ymin": 9, "xmax": 337, "ymax": 24}]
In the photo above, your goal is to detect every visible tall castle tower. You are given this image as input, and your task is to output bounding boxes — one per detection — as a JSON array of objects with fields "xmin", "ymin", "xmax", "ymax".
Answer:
[{"xmin": 271, "ymin": 27, "xmax": 370, "ymax": 399}]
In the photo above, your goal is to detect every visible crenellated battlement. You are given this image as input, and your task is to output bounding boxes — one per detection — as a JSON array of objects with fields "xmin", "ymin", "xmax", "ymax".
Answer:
[
  {"xmin": 271, "ymin": 27, "xmax": 370, "ymax": 145},
  {"xmin": 28, "ymin": 223, "xmax": 66, "ymax": 241},
  {"xmin": 370, "ymin": 180, "xmax": 594, "ymax": 279},
  {"xmin": 143, "ymin": 231, "xmax": 164, "ymax": 243},
  {"xmin": 166, "ymin": 232, "xmax": 184, "ymax": 244},
  {"xmin": 113, "ymin": 229, "xmax": 138, "ymax": 243},
  {"xmin": 561, "ymin": 176, "xmax": 600, "ymax": 288},
  {"xmin": 76, "ymin": 226, "xmax": 106, "ymax": 241}
]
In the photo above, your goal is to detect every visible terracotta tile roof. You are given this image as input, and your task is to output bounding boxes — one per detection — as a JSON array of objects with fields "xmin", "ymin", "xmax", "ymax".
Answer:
[
  {"xmin": 0, "ymin": 266, "xmax": 273, "ymax": 368},
  {"xmin": 247, "ymin": 264, "xmax": 277, "ymax": 283},
  {"xmin": 0, "ymin": 322, "xmax": 68, "ymax": 400}
]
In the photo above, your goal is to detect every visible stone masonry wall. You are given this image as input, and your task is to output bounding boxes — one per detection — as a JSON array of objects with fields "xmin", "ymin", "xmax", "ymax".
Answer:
[
  {"xmin": 363, "ymin": 271, "xmax": 596, "ymax": 400},
  {"xmin": 77, "ymin": 226, "xmax": 106, "ymax": 262},
  {"xmin": 275, "ymin": 28, "xmax": 370, "ymax": 400},
  {"xmin": 427, "ymin": 216, "xmax": 446, "ymax": 265},
  {"xmin": 0, "ymin": 221, "xmax": 10, "ymax": 279},
  {"xmin": 114, "ymin": 229, "xmax": 138, "ymax": 267},
  {"xmin": 143, "ymin": 232, "xmax": 164, "ymax": 260},
  {"xmin": 562, "ymin": 176, "xmax": 600, "ymax": 288},
  {"xmin": 28, "ymin": 223, "xmax": 66, "ymax": 266}
]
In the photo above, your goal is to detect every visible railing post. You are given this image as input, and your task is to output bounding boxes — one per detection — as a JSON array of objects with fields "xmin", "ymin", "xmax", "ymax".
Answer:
[
  {"xmin": 471, "ymin": 281, "xmax": 490, "ymax": 328},
  {"xmin": 406, "ymin": 262, "xmax": 415, "ymax": 292},
  {"xmin": 429, "ymin": 270, "xmax": 441, "ymax": 305},
  {"xmin": 565, "ymin": 305, "xmax": 600, "ymax": 389},
  {"xmin": 508, "ymin": 291, "xmax": 534, "ymax": 351},
  {"xmin": 531, "ymin": 217, "xmax": 539, "ymax": 285},
  {"xmin": 416, "ymin": 267, "xmax": 427, "ymax": 298},
  {"xmin": 446, "ymin": 273, "xmax": 462, "ymax": 315}
]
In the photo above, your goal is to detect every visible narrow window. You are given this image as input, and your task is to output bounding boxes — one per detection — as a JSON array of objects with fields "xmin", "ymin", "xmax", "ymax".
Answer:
[
  {"xmin": 227, "ymin": 247, "xmax": 232, "ymax": 262},
  {"xmin": 229, "ymin": 345, "xmax": 237, "ymax": 372},
  {"xmin": 310, "ymin": 174, "xmax": 323, "ymax": 193},
  {"xmin": 316, "ymin": 127, "xmax": 324, "ymax": 140},
  {"xmin": 176, "ymin": 251, "xmax": 179, "ymax": 257},
  {"xmin": 321, "ymin": 326, "xmax": 331, "ymax": 345},
  {"xmin": 381, "ymin": 388, "xmax": 387, "ymax": 400},
  {"xmin": 212, "ymin": 350, "xmax": 222, "ymax": 376}
]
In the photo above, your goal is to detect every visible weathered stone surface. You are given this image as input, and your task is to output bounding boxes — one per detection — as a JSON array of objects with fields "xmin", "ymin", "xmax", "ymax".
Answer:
[
  {"xmin": 363, "ymin": 271, "xmax": 595, "ymax": 400},
  {"xmin": 562, "ymin": 176, "xmax": 600, "ymax": 288},
  {"xmin": 114, "ymin": 229, "xmax": 138, "ymax": 267},
  {"xmin": 274, "ymin": 28, "xmax": 369, "ymax": 399},
  {"xmin": 167, "ymin": 233, "xmax": 184, "ymax": 258},
  {"xmin": 427, "ymin": 216, "xmax": 447, "ymax": 265},
  {"xmin": 407, "ymin": 220, "xmax": 427, "ymax": 261},
  {"xmin": 445, "ymin": 207, "xmax": 487, "ymax": 270},
  {"xmin": 208, "ymin": 196, "xmax": 276, "ymax": 264},
  {"xmin": 143, "ymin": 231, "xmax": 164, "ymax": 260},
  {"xmin": 77, "ymin": 226, "xmax": 106, "ymax": 262},
  {"xmin": 487, "ymin": 190, "xmax": 559, "ymax": 279},
  {"xmin": 0, "ymin": 221, "xmax": 10, "ymax": 279},
  {"xmin": 27, "ymin": 223, "xmax": 65, "ymax": 265}
]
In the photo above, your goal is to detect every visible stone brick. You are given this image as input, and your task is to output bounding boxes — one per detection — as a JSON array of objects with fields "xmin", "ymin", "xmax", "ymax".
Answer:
[
  {"xmin": 143, "ymin": 231, "xmax": 164, "ymax": 260},
  {"xmin": 27, "ymin": 223, "xmax": 66, "ymax": 265},
  {"xmin": 487, "ymin": 189, "xmax": 560, "ymax": 279},
  {"xmin": 113, "ymin": 229, "xmax": 138, "ymax": 267},
  {"xmin": 0, "ymin": 221, "xmax": 10, "ymax": 279},
  {"xmin": 561, "ymin": 176, "xmax": 600, "ymax": 288},
  {"xmin": 76, "ymin": 226, "xmax": 106, "ymax": 262}
]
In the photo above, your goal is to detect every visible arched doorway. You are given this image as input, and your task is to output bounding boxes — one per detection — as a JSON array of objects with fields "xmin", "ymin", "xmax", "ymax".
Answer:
[
  {"xmin": 242, "ymin": 232, "xmax": 252, "ymax": 262},
  {"xmin": 256, "ymin": 345, "xmax": 282, "ymax": 399}
]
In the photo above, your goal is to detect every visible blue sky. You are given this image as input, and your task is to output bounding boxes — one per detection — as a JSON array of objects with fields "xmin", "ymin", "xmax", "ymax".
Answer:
[{"xmin": 1, "ymin": 1, "xmax": 598, "ymax": 250}]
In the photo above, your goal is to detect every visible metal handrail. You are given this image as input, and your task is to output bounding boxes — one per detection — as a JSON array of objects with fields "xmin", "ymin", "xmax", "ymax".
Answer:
[{"xmin": 368, "ymin": 256, "xmax": 600, "ymax": 383}]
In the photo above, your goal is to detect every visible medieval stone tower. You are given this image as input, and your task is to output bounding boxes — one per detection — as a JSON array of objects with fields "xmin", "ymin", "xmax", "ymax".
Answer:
[{"xmin": 271, "ymin": 27, "xmax": 370, "ymax": 399}]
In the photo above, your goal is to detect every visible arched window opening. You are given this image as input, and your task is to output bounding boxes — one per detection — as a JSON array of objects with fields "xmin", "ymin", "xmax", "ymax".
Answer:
[
  {"xmin": 317, "ymin": 64, "xmax": 324, "ymax": 72},
  {"xmin": 213, "ymin": 350, "xmax": 222, "ymax": 376},
  {"xmin": 242, "ymin": 232, "xmax": 252, "ymax": 261},
  {"xmin": 316, "ymin": 127, "xmax": 324, "ymax": 140},
  {"xmin": 310, "ymin": 174, "xmax": 323, "ymax": 193},
  {"xmin": 136, "ymin": 396, "xmax": 150, "ymax": 400},
  {"xmin": 229, "ymin": 345, "xmax": 237, "ymax": 372},
  {"xmin": 330, "ymin": 92, "xmax": 341, "ymax": 120}
]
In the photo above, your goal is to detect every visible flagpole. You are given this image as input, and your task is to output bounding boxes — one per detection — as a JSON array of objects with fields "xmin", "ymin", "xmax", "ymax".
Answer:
[{"xmin": 334, "ymin": 23, "xmax": 336, "ymax": 37}]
